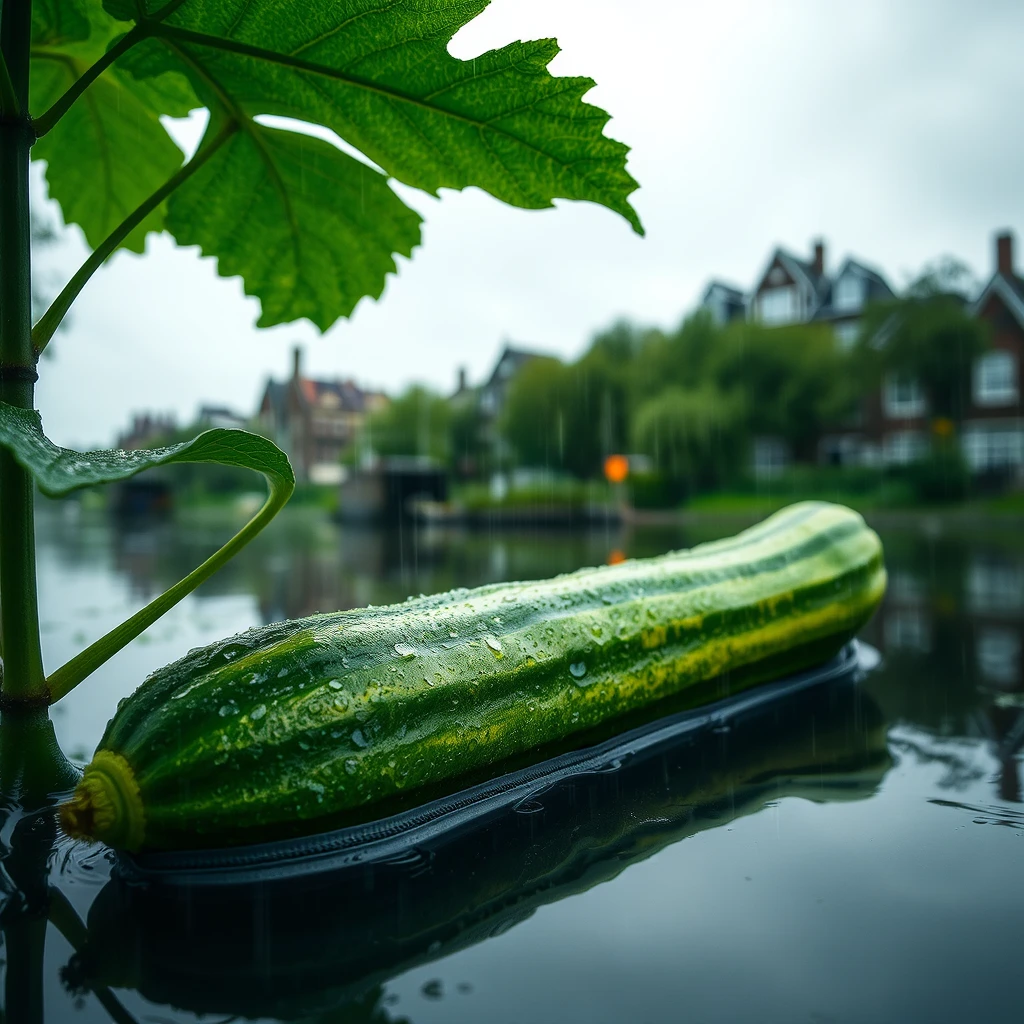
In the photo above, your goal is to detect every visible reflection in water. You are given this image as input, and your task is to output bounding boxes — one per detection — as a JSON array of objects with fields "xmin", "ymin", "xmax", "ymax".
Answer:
[
  {"xmin": 4, "ymin": 507, "xmax": 1021, "ymax": 1021},
  {"xmin": 68, "ymin": 667, "xmax": 887, "ymax": 1021}
]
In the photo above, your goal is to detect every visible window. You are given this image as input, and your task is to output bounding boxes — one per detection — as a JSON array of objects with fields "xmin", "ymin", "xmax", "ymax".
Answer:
[
  {"xmin": 883, "ymin": 374, "xmax": 926, "ymax": 418},
  {"xmin": 883, "ymin": 430, "xmax": 927, "ymax": 465},
  {"xmin": 835, "ymin": 321, "xmax": 859, "ymax": 350},
  {"xmin": 973, "ymin": 351, "xmax": 1018, "ymax": 406},
  {"xmin": 758, "ymin": 286, "xmax": 797, "ymax": 325},
  {"xmin": 834, "ymin": 274, "xmax": 864, "ymax": 312},
  {"xmin": 962, "ymin": 427, "xmax": 1024, "ymax": 470}
]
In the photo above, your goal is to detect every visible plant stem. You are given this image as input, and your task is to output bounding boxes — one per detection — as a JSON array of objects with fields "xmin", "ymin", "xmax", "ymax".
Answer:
[
  {"xmin": 0, "ymin": 46, "xmax": 19, "ymax": 117},
  {"xmin": 0, "ymin": 0, "xmax": 46, "ymax": 702},
  {"xmin": 33, "ymin": 119, "xmax": 237, "ymax": 354}
]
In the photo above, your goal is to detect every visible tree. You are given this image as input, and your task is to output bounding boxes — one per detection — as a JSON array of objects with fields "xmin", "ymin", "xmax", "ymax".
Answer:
[
  {"xmin": 363, "ymin": 386, "xmax": 451, "ymax": 462},
  {"xmin": 632, "ymin": 384, "xmax": 744, "ymax": 489},
  {"xmin": 711, "ymin": 322, "xmax": 857, "ymax": 460},
  {"xmin": 501, "ymin": 356, "xmax": 571, "ymax": 472},
  {"xmin": 856, "ymin": 263, "xmax": 990, "ymax": 422}
]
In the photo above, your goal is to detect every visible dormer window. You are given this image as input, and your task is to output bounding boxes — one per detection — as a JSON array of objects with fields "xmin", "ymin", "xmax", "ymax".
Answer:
[
  {"xmin": 758, "ymin": 286, "xmax": 797, "ymax": 325},
  {"xmin": 834, "ymin": 274, "xmax": 864, "ymax": 312},
  {"xmin": 973, "ymin": 351, "xmax": 1018, "ymax": 407}
]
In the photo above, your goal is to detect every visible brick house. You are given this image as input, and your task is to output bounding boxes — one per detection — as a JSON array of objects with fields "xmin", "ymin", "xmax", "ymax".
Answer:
[
  {"xmin": 854, "ymin": 231, "xmax": 1023, "ymax": 475},
  {"xmin": 257, "ymin": 347, "xmax": 388, "ymax": 484},
  {"xmin": 699, "ymin": 230, "xmax": 1024, "ymax": 478},
  {"xmin": 962, "ymin": 232, "xmax": 1024, "ymax": 475}
]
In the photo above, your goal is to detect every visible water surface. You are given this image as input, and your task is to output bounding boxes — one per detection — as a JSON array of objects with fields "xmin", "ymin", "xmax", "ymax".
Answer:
[{"xmin": 7, "ymin": 505, "xmax": 1023, "ymax": 1022}]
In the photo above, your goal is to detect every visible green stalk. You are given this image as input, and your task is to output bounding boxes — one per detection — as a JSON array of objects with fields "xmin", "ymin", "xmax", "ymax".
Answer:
[
  {"xmin": 0, "ymin": 0, "xmax": 46, "ymax": 702},
  {"xmin": 0, "ymin": 46, "xmax": 19, "ymax": 117},
  {"xmin": 46, "ymin": 470, "xmax": 291, "ymax": 702}
]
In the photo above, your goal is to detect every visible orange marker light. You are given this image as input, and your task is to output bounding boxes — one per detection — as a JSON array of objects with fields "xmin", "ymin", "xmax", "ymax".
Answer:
[{"xmin": 604, "ymin": 454, "xmax": 629, "ymax": 484}]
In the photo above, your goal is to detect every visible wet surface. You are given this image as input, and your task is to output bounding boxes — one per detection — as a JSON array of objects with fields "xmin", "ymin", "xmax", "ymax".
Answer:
[{"xmin": 3, "ymin": 504, "xmax": 1022, "ymax": 1022}]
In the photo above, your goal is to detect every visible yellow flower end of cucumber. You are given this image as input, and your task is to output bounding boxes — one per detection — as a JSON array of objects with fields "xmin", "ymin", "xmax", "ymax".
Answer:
[{"xmin": 60, "ymin": 750, "xmax": 146, "ymax": 852}]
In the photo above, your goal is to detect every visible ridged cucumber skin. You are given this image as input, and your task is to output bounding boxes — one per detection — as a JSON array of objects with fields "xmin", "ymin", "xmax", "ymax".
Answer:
[{"xmin": 74, "ymin": 501, "xmax": 886, "ymax": 850}]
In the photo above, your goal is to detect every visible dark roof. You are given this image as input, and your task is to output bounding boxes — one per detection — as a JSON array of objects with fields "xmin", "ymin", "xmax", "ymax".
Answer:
[
  {"xmin": 483, "ymin": 344, "xmax": 547, "ymax": 390},
  {"xmin": 969, "ymin": 269, "xmax": 1024, "ymax": 327},
  {"xmin": 298, "ymin": 377, "xmax": 377, "ymax": 412},
  {"xmin": 813, "ymin": 258, "xmax": 896, "ymax": 321},
  {"xmin": 701, "ymin": 280, "xmax": 745, "ymax": 303},
  {"xmin": 260, "ymin": 380, "xmax": 288, "ymax": 419}
]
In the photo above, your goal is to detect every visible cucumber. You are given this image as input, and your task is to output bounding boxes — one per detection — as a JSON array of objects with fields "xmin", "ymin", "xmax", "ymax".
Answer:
[{"xmin": 60, "ymin": 501, "xmax": 886, "ymax": 852}]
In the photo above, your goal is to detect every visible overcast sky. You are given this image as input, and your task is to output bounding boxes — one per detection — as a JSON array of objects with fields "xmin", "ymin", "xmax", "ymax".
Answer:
[{"xmin": 32, "ymin": 0, "xmax": 1024, "ymax": 449}]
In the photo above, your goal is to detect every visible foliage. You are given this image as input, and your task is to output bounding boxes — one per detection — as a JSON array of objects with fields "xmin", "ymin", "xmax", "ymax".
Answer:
[
  {"xmin": 631, "ymin": 384, "xmax": 744, "ymax": 490},
  {"xmin": 30, "ymin": 0, "xmax": 642, "ymax": 335},
  {"xmin": 363, "ymin": 386, "xmax": 452, "ymax": 462},
  {"xmin": 899, "ymin": 443, "xmax": 971, "ymax": 504},
  {"xmin": 855, "ymin": 277, "xmax": 990, "ymax": 421},
  {"xmin": 0, "ymin": 0, "xmax": 640, "ymax": 705},
  {"xmin": 710, "ymin": 322, "xmax": 856, "ymax": 459},
  {"xmin": 502, "ymin": 351, "xmax": 629, "ymax": 479}
]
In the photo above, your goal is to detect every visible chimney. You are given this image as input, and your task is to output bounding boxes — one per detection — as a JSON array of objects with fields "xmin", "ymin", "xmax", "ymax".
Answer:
[
  {"xmin": 812, "ymin": 238, "xmax": 825, "ymax": 277},
  {"xmin": 292, "ymin": 345, "xmax": 302, "ymax": 381},
  {"xmin": 996, "ymin": 230, "xmax": 1014, "ymax": 277},
  {"xmin": 457, "ymin": 366, "xmax": 467, "ymax": 392}
]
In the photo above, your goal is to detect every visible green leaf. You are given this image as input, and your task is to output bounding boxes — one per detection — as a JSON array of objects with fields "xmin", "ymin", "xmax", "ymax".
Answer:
[
  {"xmin": 167, "ymin": 118, "xmax": 423, "ymax": 329},
  {"xmin": 30, "ymin": 1, "xmax": 198, "ymax": 252},
  {"xmin": 94, "ymin": 0, "xmax": 641, "ymax": 328},
  {"xmin": 32, "ymin": 0, "xmax": 92, "ymax": 46},
  {"xmin": 0, "ymin": 402, "xmax": 295, "ymax": 700},
  {"xmin": 0, "ymin": 402, "xmax": 292, "ymax": 497}
]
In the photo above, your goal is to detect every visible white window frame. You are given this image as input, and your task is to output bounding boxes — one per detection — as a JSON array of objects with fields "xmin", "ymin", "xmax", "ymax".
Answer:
[
  {"xmin": 973, "ymin": 351, "xmax": 1018, "ymax": 407},
  {"xmin": 962, "ymin": 427, "xmax": 1024, "ymax": 471},
  {"xmin": 834, "ymin": 274, "xmax": 864, "ymax": 313},
  {"xmin": 883, "ymin": 430, "xmax": 927, "ymax": 466},
  {"xmin": 883, "ymin": 374, "xmax": 926, "ymax": 419},
  {"xmin": 758, "ymin": 286, "xmax": 797, "ymax": 325}
]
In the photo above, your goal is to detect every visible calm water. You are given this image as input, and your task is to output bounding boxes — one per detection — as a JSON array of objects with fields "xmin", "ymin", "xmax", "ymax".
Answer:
[{"xmin": 3, "ymin": 504, "xmax": 1023, "ymax": 1022}]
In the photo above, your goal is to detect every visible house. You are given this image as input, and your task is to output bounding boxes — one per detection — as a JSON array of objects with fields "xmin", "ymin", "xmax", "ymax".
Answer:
[
  {"xmin": 448, "ymin": 343, "xmax": 550, "ymax": 473},
  {"xmin": 855, "ymin": 230, "xmax": 1023, "ymax": 475},
  {"xmin": 196, "ymin": 404, "xmax": 248, "ymax": 431},
  {"xmin": 963, "ymin": 231, "xmax": 1024, "ymax": 476},
  {"xmin": 700, "ymin": 238, "xmax": 897, "ymax": 473},
  {"xmin": 117, "ymin": 412, "xmax": 176, "ymax": 450},
  {"xmin": 478, "ymin": 344, "xmax": 546, "ymax": 421},
  {"xmin": 257, "ymin": 347, "xmax": 388, "ymax": 484},
  {"xmin": 700, "ymin": 281, "xmax": 746, "ymax": 326}
]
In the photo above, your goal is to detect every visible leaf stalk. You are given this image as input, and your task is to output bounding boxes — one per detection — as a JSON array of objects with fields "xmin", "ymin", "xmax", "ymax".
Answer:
[
  {"xmin": 32, "ymin": 119, "xmax": 238, "ymax": 355},
  {"xmin": 46, "ymin": 469, "xmax": 293, "ymax": 702},
  {"xmin": 31, "ymin": 26, "xmax": 147, "ymax": 138}
]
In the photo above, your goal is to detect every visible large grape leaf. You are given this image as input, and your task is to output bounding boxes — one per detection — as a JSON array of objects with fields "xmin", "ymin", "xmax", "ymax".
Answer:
[
  {"xmin": 30, "ymin": 1, "xmax": 198, "ymax": 252},
  {"xmin": 35, "ymin": 0, "xmax": 641, "ymax": 331},
  {"xmin": 106, "ymin": 0, "xmax": 639, "ymax": 328},
  {"xmin": 0, "ymin": 401, "xmax": 295, "ymax": 700},
  {"xmin": 167, "ymin": 116, "xmax": 423, "ymax": 328},
  {"xmin": 113, "ymin": 0, "xmax": 642, "ymax": 226}
]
